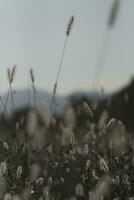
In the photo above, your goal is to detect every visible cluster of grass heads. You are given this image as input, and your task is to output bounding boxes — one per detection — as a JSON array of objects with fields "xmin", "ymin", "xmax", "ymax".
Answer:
[{"xmin": 0, "ymin": 96, "xmax": 133, "ymax": 199}]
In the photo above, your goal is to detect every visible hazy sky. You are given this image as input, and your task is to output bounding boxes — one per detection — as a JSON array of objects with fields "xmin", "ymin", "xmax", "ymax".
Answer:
[{"xmin": 0, "ymin": 0, "xmax": 133, "ymax": 95}]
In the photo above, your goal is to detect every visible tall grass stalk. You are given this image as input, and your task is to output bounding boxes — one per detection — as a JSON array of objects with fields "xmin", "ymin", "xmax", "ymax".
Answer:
[
  {"xmin": 92, "ymin": 27, "xmax": 110, "ymax": 90},
  {"xmin": 4, "ymin": 87, "xmax": 10, "ymax": 116},
  {"xmin": 0, "ymin": 95, "xmax": 10, "ymax": 119},
  {"xmin": 27, "ymin": 75, "xmax": 31, "ymax": 107},
  {"xmin": 10, "ymin": 84, "xmax": 15, "ymax": 115},
  {"xmin": 6, "ymin": 66, "xmax": 16, "ymax": 115},
  {"xmin": 28, "ymin": 85, "xmax": 31, "ymax": 107},
  {"xmin": 50, "ymin": 16, "xmax": 74, "ymax": 115},
  {"xmin": 92, "ymin": 0, "xmax": 121, "ymax": 90},
  {"xmin": 30, "ymin": 68, "xmax": 37, "ymax": 108}
]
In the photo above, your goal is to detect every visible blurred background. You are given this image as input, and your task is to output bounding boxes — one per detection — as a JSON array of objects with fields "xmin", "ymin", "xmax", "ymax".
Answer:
[
  {"xmin": 0, "ymin": 0, "xmax": 133, "ymax": 95},
  {"xmin": 0, "ymin": 0, "xmax": 134, "ymax": 129}
]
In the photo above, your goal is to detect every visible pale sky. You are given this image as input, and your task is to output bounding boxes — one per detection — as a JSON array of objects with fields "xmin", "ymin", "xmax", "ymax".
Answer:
[{"xmin": 0, "ymin": 0, "xmax": 133, "ymax": 95}]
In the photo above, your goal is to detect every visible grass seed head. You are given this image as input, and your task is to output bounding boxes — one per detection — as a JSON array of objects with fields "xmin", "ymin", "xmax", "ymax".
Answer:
[
  {"xmin": 30, "ymin": 68, "xmax": 35, "ymax": 83},
  {"xmin": 11, "ymin": 65, "xmax": 17, "ymax": 83},
  {"xmin": 108, "ymin": 0, "xmax": 121, "ymax": 27},
  {"xmin": 16, "ymin": 166, "xmax": 22, "ymax": 179},
  {"xmin": 66, "ymin": 16, "xmax": 74, "ymax": 36},
  {"xmin": 4, "ymin": 193, "xmax": 12, "ymax": 200},
  {"xmin": 106, "ymin": 118, "xmax": 116, "ymax": 130},
  {"xmin": 83, "ymin": 102, "xmax": 94, "ymax": 118},
  {"xmin": 7, "ymin": 68, "xmax": 11, "ymax": 83}
]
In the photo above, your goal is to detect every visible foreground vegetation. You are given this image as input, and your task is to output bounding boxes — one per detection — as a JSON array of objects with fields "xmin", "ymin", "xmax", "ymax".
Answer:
[{"xmin": 0, "ymin": 97, "xmax": 134, "ymax": 200}]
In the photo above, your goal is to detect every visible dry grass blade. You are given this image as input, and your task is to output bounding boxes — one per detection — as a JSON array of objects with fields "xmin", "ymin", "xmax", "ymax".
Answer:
[{"xmin": 30, "ymin": 68, "xmax": 36, "ymax": 107}]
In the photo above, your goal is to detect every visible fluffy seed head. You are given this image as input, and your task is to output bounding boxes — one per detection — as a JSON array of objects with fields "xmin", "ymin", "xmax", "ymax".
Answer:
[
  {"xmin": 106, "ymin": 118, "xmax": 116, "ymax": 130},
  {"xmin": 30, "ymin": 68, "xmax": 34, "ymax": 83},
  {"xmin": 47, "ymin": 177, "xmax": 53, "ymax": 187},
  {"xmin": 92, "ymin": 99, "xmax": 98, "ymax": 111},
  {"xmin": 66, "ymin": 16, "xmax": 74, "ymax": 36},
  {"xmin": 84, "ymin": 144, "xmax": 89, "ymax": 155},
  {"xmin": 98, "ymin": 111, "xmax": 109, "ymax": 130},
  {"xmin": 4, "ymin": 193, "xmax": 12, "ymax": 200},
  {"xmin": 108, "ymin": 0, "xmax": 121, "ymax": 27},
  {"xmin": 16, "ymin": 122, "xmax": 20, "ymax": 131},
  {"xmin": 11, "ymin": 65, "xmax": 17, "ymax": 83},
  {"xmin": 16, "ymin": 166, "xmax": 22, "ymax": 179},
  {"xmin": 70, "ymin": 132, "xmax": 75, "ymax": 145},
  {"xmin": 0, "ymin": 162, "xmax": 7, "ymax": 175},
  {"xmin": 3, "ymin": 142, "xmax": 9, "ymax": 150},
  {"xmin": 7, "ymin": 68, "xmax": 11, "ymax": 83},
  {"xmin": 7, "ymin": 65, "xmax": 17, "ymax": 84},
  {"xmin": 36, "ymin": 177, "xmax": 44, "ymax": 185},
  {"xmin": 83, "ymin": 102, "xmax": 94, "ymax": 118},
  {"xmin": 53, "ymin": 83, "xmax": 57, "ymax": 95}
]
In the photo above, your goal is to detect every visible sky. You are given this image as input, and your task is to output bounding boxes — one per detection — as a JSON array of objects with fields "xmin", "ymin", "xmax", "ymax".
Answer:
[{"xmin": 0, "ymin": 0, "xmax": 133, "ymax": 95}]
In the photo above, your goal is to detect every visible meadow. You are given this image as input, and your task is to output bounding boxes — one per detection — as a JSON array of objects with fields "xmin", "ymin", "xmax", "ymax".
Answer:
[{"xmin": 1, "ymin": 1, "xmax": 134, "ymax": 199}]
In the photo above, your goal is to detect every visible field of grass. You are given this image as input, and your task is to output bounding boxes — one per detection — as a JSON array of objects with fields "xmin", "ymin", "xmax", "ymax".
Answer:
[
  {"xmin": 0, "ymin": 93, "xmax": 134, "ymax": 199},
  {"xmin": 0, "ymin": 1, "xmax": 134, "ymax": 199}
]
